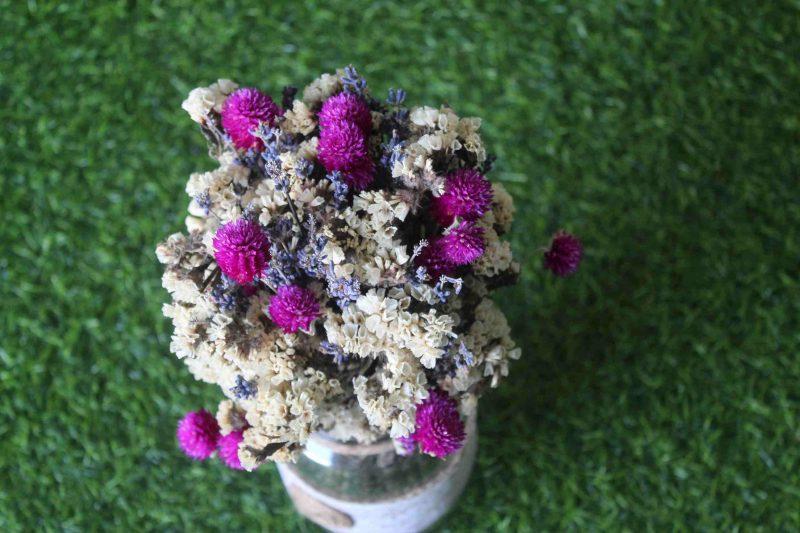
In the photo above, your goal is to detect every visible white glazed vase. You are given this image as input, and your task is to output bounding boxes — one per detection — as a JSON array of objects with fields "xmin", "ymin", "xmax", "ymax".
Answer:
[{"xmin": 276, "ymin": 415, "xmax": 478, "ymax": 532}]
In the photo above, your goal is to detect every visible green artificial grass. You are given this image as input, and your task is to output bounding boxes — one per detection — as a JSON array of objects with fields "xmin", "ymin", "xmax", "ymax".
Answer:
[{"xmin": 2, "ymin": 0, "xmax": 800, "ymax": 530}]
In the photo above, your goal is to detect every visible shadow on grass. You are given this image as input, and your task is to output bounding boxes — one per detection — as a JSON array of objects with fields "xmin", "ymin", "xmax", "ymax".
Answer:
[{"xmin": 446, "ymin": 228, "xmax": 657, "ymax": 525}]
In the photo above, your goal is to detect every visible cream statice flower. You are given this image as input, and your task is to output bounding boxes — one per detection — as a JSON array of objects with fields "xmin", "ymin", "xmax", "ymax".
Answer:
[
  {"xmin": 181, "ymin": 79, "xmax": 239, "ymax": 123},
  {"xmin": 302, "ymin": 72, "xmax": 342, "ymax": 108},
  {"xmin": 158, "ymin": 66, "xmax": 524, "ymax": 470},
  {"xmin": 282, "ymin": 100, "xmax": 317, "ymax": 136}
]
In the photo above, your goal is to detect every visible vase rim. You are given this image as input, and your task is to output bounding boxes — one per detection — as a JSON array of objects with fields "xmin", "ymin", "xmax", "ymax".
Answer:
[
  {"xmin": 308, "ymin": 411, "xmax": 476, "ymax": 457},
  {"xmin": 308, "ymin": 431, "xmax": 396, "ymax": 456}
]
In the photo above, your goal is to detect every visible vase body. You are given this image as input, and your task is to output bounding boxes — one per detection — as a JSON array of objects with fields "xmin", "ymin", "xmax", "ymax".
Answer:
[{"xmin": 276, "ymin": 415, "xmax": 477, "ymax": 532}]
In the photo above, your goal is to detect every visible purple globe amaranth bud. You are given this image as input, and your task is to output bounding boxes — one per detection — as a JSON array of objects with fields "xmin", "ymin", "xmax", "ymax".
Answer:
[
  {"xmin": 267, "ymin": 285, "xmax": 320, "ymax": 333},
  {"xmin": 317, "ymin": 120, "xmax": 375, "ymax": 190},
  {"xmin": 414, "ymin": 238, "xmax": 458, "ymax": 280},
  {"xmin": 430, "ymin": 168, "xmax": 493, "ymax": 226},
  {"xmin": 212, "ymin": 219, "xmax": 270, "ymax": 285},
  {"xmin": 221, "ymin": 88, "xmax": 282, "ymax": 150},
  {"xmin": 411, "ymin": 388, "xmax": 466, "ymax": 458},
  {"xmin": 319, "ymin": 92, "xmax": 372, "ymax": 133},
  {"xmin": 176, "ymin": 409, "xmax": 221, "ymax": 461},
  {"xmin": 217, "ymin": 429, "xmax": 246, "ymax": 470},
  {"xmin": 438, "ymin": 222, "xmax": 485, "ymax": 265},
  {"xmin": 318, "ymin": 120, "xmax": 368, "ymax": 171},
  {"xmin": 543, "ymin": 230, "xmax": 583, "ymax": 277}
]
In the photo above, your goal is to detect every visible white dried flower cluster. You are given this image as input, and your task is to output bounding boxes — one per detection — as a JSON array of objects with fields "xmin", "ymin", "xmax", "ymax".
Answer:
[
  {"xmin": 158, "ymin": 69, "xmax": 520, "ymax": 470},
  {"xmin": 325, "ymin": 287, "xmax": 453, "ymax": 437},
  {"xmin": 392, "ymin": 106, "xmax": 487, "ymax": 193},
  {"xmin": 181, "ymin": 79, "xmax": 239, "ymax": 124},
  {"xmin": 282, "ymin": 100, "xmax": 317, "ymax": 136},
  {"xmin": 302, "ymin": 72, "xmax": 342, "ymax": 108}
]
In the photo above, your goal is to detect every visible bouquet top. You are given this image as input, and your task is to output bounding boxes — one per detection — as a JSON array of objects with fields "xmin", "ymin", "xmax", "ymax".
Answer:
[{"xmin": 158, "ymin": 67, "xmax": 524, "ymax": 471}]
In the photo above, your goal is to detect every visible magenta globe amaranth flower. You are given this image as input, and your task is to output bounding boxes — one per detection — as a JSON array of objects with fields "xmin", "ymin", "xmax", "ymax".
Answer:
[
  {"xmin": 430, "ymin": 168, "xmax": 493, "ymax": 226},
  {"xmin": 176, "ymin": 409, "xmax": 221, "ymax": 460},
  {"xmin": 218, "ymin": 429, "xmax": 246, "ymax": 470},
  {"xmin": 318, "ymin": 120, "xmax": 369, "ymax": 172},
  {"xmin": 414, "ymin": 239, "xmax": 457, "ymax": 280},
  {"xmin": 412, "ymin": 388, "xmax": 465, "ymax": 458},
  {"xmin": 317, "ymin": 119, "xmax": 374, "ymax": 190},
  {"xmin": 439, "ymin": 222, "xmax": 485, "ymax": 265},
  {"xmin": 268, "ymin": 285, "xmax": 320, "ymax": 333},
  {"xmin": 543, "ymin": 230, "xmax": 583, "ymax": 277},
  {"xmin": 319, "ymin": 92, "xmax": 372, "ymax": 133},
  {"xmin": 342, "ymin": 156, "xmax": 375, "ymax": 190},
  {"xmin": 221, "ymin": 88, "xmax": 282, "ymax": 150},
  {"xmin": 212, "ymin": 219, "xmax": 270, "ymax": 285}
]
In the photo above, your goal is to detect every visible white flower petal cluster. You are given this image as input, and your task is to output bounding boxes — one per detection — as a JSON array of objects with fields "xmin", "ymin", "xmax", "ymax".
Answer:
[
  {"xmin": 302, "ymin": 72, "xmax": 342, "ymax": 107},
  {"xmin": 282, "ymin": 100, "xmax": 317, "ymax": 136},
  {"xmin": 322, "ymin": 287, "xmax": 455, "ymax": 437},
  {"xmin": 491, "ymin": 182, "xmax": 516, "ymax": 233},
  {"xmin": 181, "ymin": 79, "xmax": 239, "ymax": 123},
  {"xmin": 441, "ymin": 299, "xmax": 521, "ymax": 394},
  {"xmin": 393, "ymin": 105, "xmax": 487, "ymax": 193},
  {"xmin": 158, "ymin": 69, "xmax": 521, "ymax": 469}
]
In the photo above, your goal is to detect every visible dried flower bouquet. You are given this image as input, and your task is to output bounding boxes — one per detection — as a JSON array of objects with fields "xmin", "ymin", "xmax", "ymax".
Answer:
[{"xmin": 158, "ymin": 67, "xmax": 577, "ymax": 471}]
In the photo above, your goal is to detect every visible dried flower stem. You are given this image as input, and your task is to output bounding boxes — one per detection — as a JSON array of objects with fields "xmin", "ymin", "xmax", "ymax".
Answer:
[
  {"xmin": 284, "ymin": 188, "xmax": 303, "ymax": 230},
  {"xmin": 201, "ymin": 266, "xmax": 221, "ymax": 291}
]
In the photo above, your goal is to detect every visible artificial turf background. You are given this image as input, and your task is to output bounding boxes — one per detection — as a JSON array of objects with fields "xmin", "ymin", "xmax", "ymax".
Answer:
[{"xmin": 2, "ymin": 0, "xmax": 800, "ymax": 530}]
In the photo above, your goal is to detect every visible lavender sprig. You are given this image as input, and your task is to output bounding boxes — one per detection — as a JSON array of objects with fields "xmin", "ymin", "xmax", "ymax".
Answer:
[
  {"xmin": 433, "ymin": 275, "xmax": 463, "ymax": 303},
  {"xmin": 265, "ymin": 216, "xmax": 294, "ymax": 243},
  {"xmin": 260, "ymin": 243, "xmax": 299, "ymax": 287},
  {"xmin": 320, "ymin": 341, "xmax": 349, "ymax": 365},
  {"xmin": 341, "ymin": 65, "xmax": 367, "ymax": 95},
  {"xmin": 326, "ymin": 171, "xmax": 350, "ymax": 209},
  {"xmin": 212, "ymin": 286, "xmax": 239, "ymax": 312},
  {"xmin": 295, "ymin": 158, "xmax": 314, "ymax": 179},
  {"xmin": 386, "ymin": 88, "xmax": 406, "ymax": 106},
  {"xmin": 410, "ymin": 266, "xmax": 428, "ymax": 284},
  {"xmin": 326, "ymin": 265, "xmax": 361, "ymax": 308},
  {"xmin": 434, "ymin": 339, "xmax": 475, "ymax": 379},
  {"xmin": 254, "ymin": 125, "xmax": 303, "ymax": 229},
  {"xmin": 407, "ymin": 241, "xmax": 430, "ymax": 284},
  {"xmin": 297, "ymin": 234, "xmax": 328, "ymax": 278},
  {"xmin": 194, "ymin": 192, "xmax": 212, "ymax": 215},
  {"xmin": 254, "ymin": 125, "xmax": 296, "ymax": 164},
  {"xmin": 381, "ymin": 132, "xmax": 405, "ymax": 169},
  {"xmin": 457, "ymin": 342, "xmax": 474, "ymax": 367},
  {"xmin": 230, "ymin": 375, "xmax": 258, "ymax": 399},
  {"xmin": 211, "ymin": 274, "xmax": 244, "ymax": 312}
]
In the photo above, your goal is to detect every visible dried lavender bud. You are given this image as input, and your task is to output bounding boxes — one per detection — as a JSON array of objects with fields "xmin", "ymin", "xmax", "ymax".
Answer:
[
  {"xmin": 326, "ymin": 266, "xmax": 361, "ymax": 308},
  {"xmin": 320, "ymin": 341, "xmax": 349, "ymax": 365},
  {"xmin": 381, "ymin": 132, "xmax": 405, "ymax": 169},
  {"xmin": 326, "ymin": 171, "xmax": 350, "ymax": 209},
  {"xmin": 341, "ymin": 65, "xmax": 367, "ymax": 95},
  {"xmin": 281, "ymin": 85, "xmax": 298, "ymax": 110},
  {"xmin": 230, "ymin": 375, "xmax": 257, "ymax": 399},
  {"xmin": 386, "ymin": 88, "xmax": 406, "ymax": 106},
  {"xmin": 194, "ymin": 192, "xmax": 212, "ymax": 215}
]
